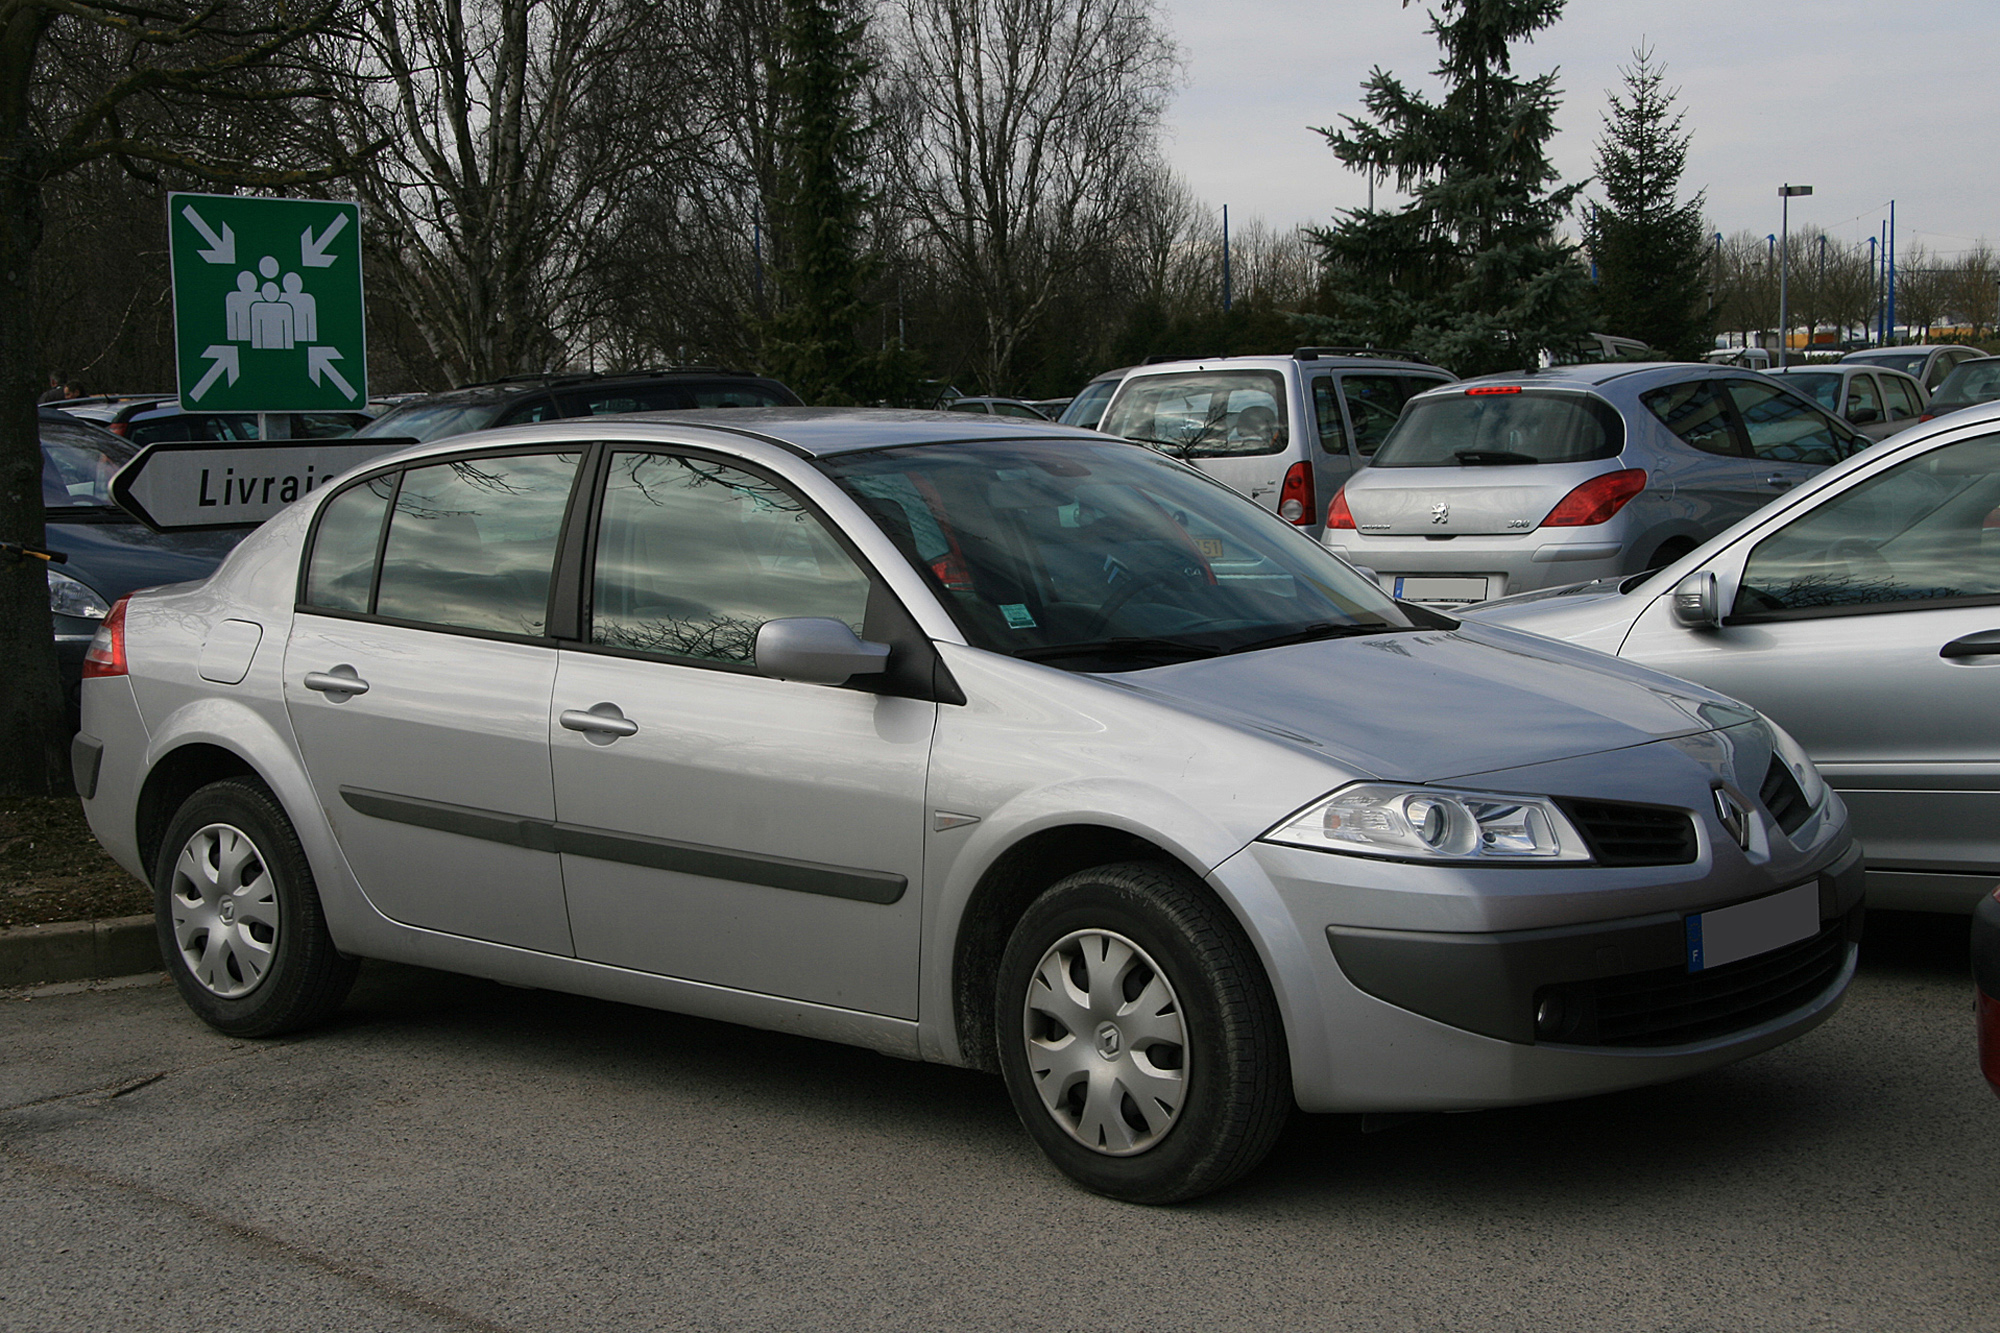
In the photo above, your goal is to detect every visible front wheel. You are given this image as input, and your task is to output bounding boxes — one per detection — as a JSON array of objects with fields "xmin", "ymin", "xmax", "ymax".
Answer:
[
  {"xmin": 996, "ymin": 862, "xmax": 1290, "ymax": 1203},
  {"xmin": 154, "ymin": 778, "xmax": 358, "ymax": 1037}
]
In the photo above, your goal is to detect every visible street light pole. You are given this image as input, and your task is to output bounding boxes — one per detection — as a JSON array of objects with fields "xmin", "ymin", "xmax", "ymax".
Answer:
[{"xmin": 1778, "ymin": 184, "xmax": 1813, "ymax": 368}]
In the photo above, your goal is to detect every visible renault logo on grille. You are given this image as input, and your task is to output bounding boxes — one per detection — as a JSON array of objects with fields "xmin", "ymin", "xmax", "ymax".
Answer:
[
  {"xmin": 1714, "ymin": 787, "xmax": 1753, "ymax": 849},
  {"xmin": 1430, "ymin": 502, "xmax": 1450, "ymax": 525}
]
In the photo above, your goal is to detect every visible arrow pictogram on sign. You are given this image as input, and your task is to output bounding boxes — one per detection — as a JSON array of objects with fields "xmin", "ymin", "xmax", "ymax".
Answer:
[
  {"xmin": 300, "ymin": 214, "xmax": 349, "ymax": 268},
  {"xmin": 180, "ymin": 205, "xmax": 236, "ymax": 265},
  {"xmin": 307, "ymin": 346, "xmax": 356, "ymax": 400},
  {"xmin": 187, "ymin": 345, "xmax": 241, "ymax": 402}
]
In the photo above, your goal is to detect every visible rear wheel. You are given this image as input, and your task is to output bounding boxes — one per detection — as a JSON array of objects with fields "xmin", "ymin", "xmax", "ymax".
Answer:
[
  {"xmin": 154, "ymin": 778, "xmax": 357, "ymax": 1037},
  {"xmin": 996, "ymin": 861, "xmax": 1289, "ymax": 1203},
  {"xmin": 1646, "ymin": 538, "xmax": 1697, "ymax": 571}
]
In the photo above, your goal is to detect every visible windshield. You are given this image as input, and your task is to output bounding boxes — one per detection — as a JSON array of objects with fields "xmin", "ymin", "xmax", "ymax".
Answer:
[
  {"xmin": 1370, "ymin": 390, "xmax": 1624, "ymax": 466},
  {"xmin": 1776, "ymin": 372, "xmax": 1841, "ymax": 411},
  {"xmin": 820, "ymin": 437, "xmax": 1418, "ymax": 670},
  {"xmin": 1935, "ymin": 361, "xmax": 2000, "ymax": 403},
  {"xmin": 1847, "ymin": 351, "xmax": 1927, "ymax": 377},
  {"xmin": 1098, "ymin": 370, "xmax": 1290, "ymax": 459},
  {"xmin": 355, "ymin": 400, "xmax": 505, "ymax": 442},
  {"xmin": 41, "ymin": 417, "xmax": 138, "ymax": 509}
]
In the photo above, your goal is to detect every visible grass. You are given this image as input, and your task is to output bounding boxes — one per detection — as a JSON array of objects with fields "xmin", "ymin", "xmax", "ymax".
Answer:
[{"xmin": 0, "ymin": 796, "xmax": 149, "ymax": 930}]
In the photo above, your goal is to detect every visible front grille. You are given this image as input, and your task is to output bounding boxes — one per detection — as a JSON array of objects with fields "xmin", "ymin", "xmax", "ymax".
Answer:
[
  {"xmin": 1534, "ymin": 916, "xmax": 1850, "ymax": 1047},
  {"xmin": 1559, "ymin": 798, "xmax": 1698, "ymax": 867},
  {"xmin": 1761, "ymin": 755, "xmax": 1811, "ymax": 835}
]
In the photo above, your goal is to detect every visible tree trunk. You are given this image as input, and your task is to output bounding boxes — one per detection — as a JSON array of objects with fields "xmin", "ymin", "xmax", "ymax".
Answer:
[{"xmin": 0, "ymin": 173, "xmax": 69, "ymax": 794}]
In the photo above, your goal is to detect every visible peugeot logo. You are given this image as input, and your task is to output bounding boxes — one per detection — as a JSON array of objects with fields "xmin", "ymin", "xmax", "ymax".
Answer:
[
  {"xmin": 1430, "ymin": 502, "xmax": 1450, "ymax": 525},
  {"xmin": 1714, "ymin": 787, "xmax": 1753, "ymax": 849}
]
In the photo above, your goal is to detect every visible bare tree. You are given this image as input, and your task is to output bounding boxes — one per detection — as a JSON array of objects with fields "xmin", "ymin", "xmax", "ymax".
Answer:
[
  {"xmin": 1, "ymin": 1, "xmax": 354, "ymax": 795},
  {"xmin": 883, "ymin": 0, "xmax": 1178, "ymax": 393},
  {"xmin": 1894, "ymin": 244, "xmax": 1946, "ymax": 338}
]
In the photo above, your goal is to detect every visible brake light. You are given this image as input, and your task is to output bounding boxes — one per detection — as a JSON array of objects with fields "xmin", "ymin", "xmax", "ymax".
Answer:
[
  {"xmin": 1540, "ymin": 469, "xmax": 1648, "ymax": 527},
  {"xmin": 930, "ymin": 554, "xmax": 973, "ymax": 591},
  {"xmin": 82, "ymin": 596, "xmax": 129, "ymax": 678},
  {"xmin": 1326, "ymin": 488, "xmax": 1356, "ymax": 529},
  {"xmin": 1277, "ymin": 461, "xmax": 1315, "ymax": 524},
  {"xmin": 1919, "ymin": 412, "xmax": 1935, "ymax": 422},
  {"xmin": 107, "ymin": 421, "xmax": 130, "ymax": 437},
  {"xmin": 1466, "ymin": 385, "xmax": 1523, "ymax": 396}
]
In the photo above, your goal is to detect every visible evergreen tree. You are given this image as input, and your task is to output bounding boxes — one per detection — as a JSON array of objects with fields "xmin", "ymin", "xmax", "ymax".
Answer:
[
  {"xmin": 761, "ymin": 0, "xmax": 913, "ymax": 403},
  {"xmin": 1305, "ymin": 0, "xmax": 1591, "ymax": 376},
  {"xmin": 1584, "ymin": 47, "xmax": 1712, "ymax": 360}
]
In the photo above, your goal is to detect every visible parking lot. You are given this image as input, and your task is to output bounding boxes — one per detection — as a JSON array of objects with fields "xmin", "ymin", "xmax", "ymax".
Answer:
[{"xmin": 3, "ymin": 911, "xmax": 1993, "ymax": 1332}]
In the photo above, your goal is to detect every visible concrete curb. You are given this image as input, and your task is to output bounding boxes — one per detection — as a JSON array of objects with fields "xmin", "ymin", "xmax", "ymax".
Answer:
[{"xmin": 0, "ymin": 915, "xmax": 161, "ymax": 988}]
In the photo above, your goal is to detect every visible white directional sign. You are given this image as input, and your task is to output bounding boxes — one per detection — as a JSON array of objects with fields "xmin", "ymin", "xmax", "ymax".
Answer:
[
  {"xmin": 110, "ymin": 441, "xmax": 404, "ymax": 531},
  {"xmin": 169, "ymin": 193, "xmax": 367, "ymax": 412}
]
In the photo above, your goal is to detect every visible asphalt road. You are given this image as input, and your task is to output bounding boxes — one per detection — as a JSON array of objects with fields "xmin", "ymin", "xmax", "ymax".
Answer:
[{"xmin": 3, "ymin": 912, "xmax": 1994, "ymax": 1333}]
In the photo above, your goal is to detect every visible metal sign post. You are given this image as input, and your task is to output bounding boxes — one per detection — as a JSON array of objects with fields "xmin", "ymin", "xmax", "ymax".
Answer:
[{"xmin": 168, "ymin": 193, "xmax": 367, "ymax": 412}]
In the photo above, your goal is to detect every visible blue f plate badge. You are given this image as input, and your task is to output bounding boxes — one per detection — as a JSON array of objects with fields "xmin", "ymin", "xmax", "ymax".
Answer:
[{"xmin": 1687, "ymin": 882, "xmax": 1821, "ymax": 972}]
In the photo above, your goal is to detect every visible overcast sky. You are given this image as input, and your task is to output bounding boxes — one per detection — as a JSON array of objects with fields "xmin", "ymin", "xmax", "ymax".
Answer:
[{"xmin": 1159, "ymin": 0, "xmax": 2000, "ymax": 262}]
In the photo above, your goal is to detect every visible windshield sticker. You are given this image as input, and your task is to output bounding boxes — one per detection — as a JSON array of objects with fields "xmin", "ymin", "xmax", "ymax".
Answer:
[{"xmin": 1000, "ymin": 603, "xmax": 1038, "ymax": 629}]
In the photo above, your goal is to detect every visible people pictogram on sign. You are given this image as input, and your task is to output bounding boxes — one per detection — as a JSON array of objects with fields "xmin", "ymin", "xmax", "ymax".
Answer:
[
  {"xmin": 281, "ymin": 272, "xmax": 318, "ymax": 342},
  {"xmin": 228, "ymin": 254, "xmax": 317, "ymax": 351}
]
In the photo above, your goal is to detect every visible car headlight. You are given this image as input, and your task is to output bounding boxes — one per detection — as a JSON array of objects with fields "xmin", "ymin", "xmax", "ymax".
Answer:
[
  {"xmin": 1263, "ymin": 783, "xmax": 1593, "ymax": 863},
  {"xmin": 1765, "ymin": 720, "xmax": 1826, "ymax": 810},
  {"xmin": 48, "ymin": 567, "xmax": 110, "ymax": 620}
]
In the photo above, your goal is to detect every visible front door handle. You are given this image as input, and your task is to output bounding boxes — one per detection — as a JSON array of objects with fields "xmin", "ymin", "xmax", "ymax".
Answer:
[
  {"xmin": 303, "ymin": 667, "xmax": 369, "ymax": 697},
  {"xmin": 1764, "ymin": 474, "xmax": 1795, "ymax": 490},
  {"xmin": 1940, "ymin": 630, "xmax": 2000, "ymax": 659},
  {"xmin": 560, "ymin": 704, "xmax": 639, "ymax": 739}
]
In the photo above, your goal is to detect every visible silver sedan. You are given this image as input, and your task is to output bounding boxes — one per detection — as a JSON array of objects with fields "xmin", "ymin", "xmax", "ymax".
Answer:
[{"xmin": 1467, "ymin": 400, "xmax": 2000, "ymax": 913}]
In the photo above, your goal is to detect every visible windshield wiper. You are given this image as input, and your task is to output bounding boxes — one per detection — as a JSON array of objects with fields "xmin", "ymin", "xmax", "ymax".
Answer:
[
  {"xmin": 1225, "ymin": 623, "xmax": 1405, "ymax": 655},
  {"xmin": 1453, "ymin": 449, "xmax": 1539, "ymax": 465},
  {"xmin": 1016, "ymin": 637, "xmax": 1225, "ymax": 665}
]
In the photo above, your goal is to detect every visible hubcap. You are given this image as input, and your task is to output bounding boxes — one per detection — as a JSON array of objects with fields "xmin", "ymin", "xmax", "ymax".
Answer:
[
  {"xmin": 169, "ymin": 822, "xmax": 280, "ymax": 999},
  {"xmin": 1021, "ymin": 929, "xmax": 1187, "ymax": 1156}
]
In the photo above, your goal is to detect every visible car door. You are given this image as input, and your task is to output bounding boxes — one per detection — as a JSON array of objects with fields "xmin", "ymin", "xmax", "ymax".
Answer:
[
  {"xmin": 548, "ymin": 447, "xmax": 934, "ymax": 1018},
  {"xmin": 1724, "ymin": 376, "xmax": 1860, "ymax": 486},
  {"xmin": 283, "ymin": 448, "xmax": 585, "ymax": 953},
  {"xmin": 1638, "ymin": 377, "xmax": 1792, "ymax": 532},
  {"xmin": 1618, "ymin": 425, "xmax": 2000, "ymax": 885},
  {"xmin": 1877, "ymin": 372, "xmax": 1924, "ymax": 437}
]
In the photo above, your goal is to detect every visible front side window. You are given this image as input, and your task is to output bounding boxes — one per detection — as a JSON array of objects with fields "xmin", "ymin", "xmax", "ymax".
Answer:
[
  {"xmin": 1726, "ymin": 378, "xmax": 1855, "ymax": 465},
  {"xmin": 1737, "ymin": 432, "xmax": 2000, "ymax": 617},
  {"xmin": 590, "ymin": 452, "xmax": 871, "ymax": 665},
  {"xmin": 1845, "ymin": 373, "xmax": 1882, "ymax": 422},
  {"xmin": 371, "ymin": 452, "xmax": 580, "ymax": 634},
  {"xmin": 1098, "ymin": 370, "xmax": 1289, "ymax": 459},
  {"xmin": 822, "ymin": 438, "xmax": 1416, "ymax": 670},
  {"xmin": 1372, "ymin": 390, "xmax": 1623, "ymax": 467}
]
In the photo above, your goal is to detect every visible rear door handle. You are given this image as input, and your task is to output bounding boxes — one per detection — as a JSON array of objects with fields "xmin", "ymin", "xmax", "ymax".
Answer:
[
  {"xmin": 1940, "ymin": 630, "xmax": 2000, "ymax": 659},
  {"xmin": 1764, "ymin": 474, "xmax": 1794, "ymax": 489},
  {"xmin": 560, "ymin": 704, "xmax": 639, "ymax": 738},
  {"xmin": 302, "ymin": 668, "xmax": 369, "ymax": 696}
]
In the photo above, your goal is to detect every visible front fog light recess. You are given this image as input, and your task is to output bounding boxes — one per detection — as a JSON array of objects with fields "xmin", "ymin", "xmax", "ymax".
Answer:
[{"xmin": 1264, "ymin": 783, "xmax": 1592, "ymax": 863}]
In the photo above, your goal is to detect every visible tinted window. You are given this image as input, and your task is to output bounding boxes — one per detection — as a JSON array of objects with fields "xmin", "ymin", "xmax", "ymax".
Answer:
[
  {"xmin": 292, "ymin": 412, "xmax": 372, "ymax": 439},
  {"xmin": 356, "ymin": 401, "xmax": 506, "ymax": 442},
  {"xmin": 1778, "ymin": 372, "xmax": 1841, "ymax": 412},
  {"xmin": 1643, "ymin": 379, "xmax": 1741, "ymax": 456},
  {"xmin": 40, "ymin": 418, "xmax": 137, "ymax": 508},
  {"xmin": 591, "ymin": 452, "xmax": 871, "ymax": 665},
  {"xmin": 373, "ymin": 452, "xmax": 580, "ymax": 634},
  {"xmin": 1372, "ymin": 390, "xmax": 1622, "ymax": 466},
  {"xmin": 1738, "ymin": 433, "xmax": 2000, "ymax": 616},
  {"xmin": 1340, "ymin": 374, "xmax": 1442, "ymax": 457},
  {"xmin": 303, "ymin": 475, "xmax": 395, "ymax": 612},
  {"xmin": 1726, "ymin": 379, "xmax": 1854, "ymax": 465},
  {"xmin": 1310, "ymin": 379, "xmax": 1347, "ymax": 454},
  {"xmin": 1879, "ymin": 374, "xmax": 1921, "ymax": 419},
  {"xmin": 128, "ymin": 412, "xmax": 261, "ymax": 446},
  {"xmin": 1099, "ymin": 370, "xmax": 1289, "ymax": 459}
]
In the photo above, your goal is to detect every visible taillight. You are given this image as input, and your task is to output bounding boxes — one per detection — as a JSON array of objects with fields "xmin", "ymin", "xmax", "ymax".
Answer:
[
  {"xmin": 107, "ymin": 421, "xmax": 130, "ymax": 437},
  {"xmin": 82, "ymin": 596, "xmax": 129, "ymax": 678},
  {"xmin": 930, "ymin": 553, "xmax": 973, "ymax": 591},
  {"xmin": 1541, "ymin": 469, "xmax": 1648, "ymax": 527},
  {"xmin": 1326, "ymin": 488, "xmax": 1357, "ymax": 530},
  {"xmin": 1919, "ymin": 412, "xmax": 1935, "ymax": 422},
  {"xmin": 1277, "ymin": 461, "xmax": 1315, "ymax": 525}
]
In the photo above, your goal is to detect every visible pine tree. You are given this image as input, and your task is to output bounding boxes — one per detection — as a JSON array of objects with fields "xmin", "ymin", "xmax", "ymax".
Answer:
[
  {"xmin": 1584, "ymin": 47, "xmax": 1713, "ymax": 360},
  {"xmin": 762, "ymin": 0, "xmax": 913, "ymax": 404},
  {"xmin": 1305, "ymin": 0, "xmax": 1591, "ymax": 376}
]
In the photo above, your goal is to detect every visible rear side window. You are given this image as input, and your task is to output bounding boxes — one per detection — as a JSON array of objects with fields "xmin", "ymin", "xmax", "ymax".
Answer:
[
  {"xmin": 1879, "ymin": 375, "xmax": 1921, "ymax": 419},
  {"xmin": 303, "ymin": 475, "xmax": 395, "ymax": 612},
  {"xmin": 1099, "ymin": 370, "xmax": 1288, "ymax": 459},
  {"xmin": 1370, "ymin": 390, "xmax": 1622, "ymax": 467},
  {"xmin": 1725, "ymin": 379, "xmax": 1855, "ymax": 465},
  {"xmin": 1643, "ymin": 379, "xmax": 1741, "ymax": 456}
]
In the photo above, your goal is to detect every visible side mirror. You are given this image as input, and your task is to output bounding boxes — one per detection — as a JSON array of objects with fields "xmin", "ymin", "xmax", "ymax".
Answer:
[
  {"xmin": 754, "ymin": 617, "xmax": 890, "ymax": 685},
  {"xmin": 1670, "ymin": 570, "xmax": 1724, "ymax": 629},
  {"xmin": 1848, "ymin": 406, "xmax": 1882, "ymax": 425}
]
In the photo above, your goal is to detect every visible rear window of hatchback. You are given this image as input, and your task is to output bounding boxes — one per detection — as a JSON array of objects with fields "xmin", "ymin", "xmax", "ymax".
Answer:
[{"xmin": 1369, "ymin": 390, "xmax": 1624, "ymax": 467}]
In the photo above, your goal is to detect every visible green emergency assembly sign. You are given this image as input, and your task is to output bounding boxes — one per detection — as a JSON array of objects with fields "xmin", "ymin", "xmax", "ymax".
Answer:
[{"xmin": 169, "ymin": 193, "xmax": 366, "ymax": 413}]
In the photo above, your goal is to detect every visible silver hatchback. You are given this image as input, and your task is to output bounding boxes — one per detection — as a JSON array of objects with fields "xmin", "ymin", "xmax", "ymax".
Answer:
[
  {"xmin": 1325, "ymin": 364, "xmax": 1869, "ymax": 606},
  {"xmin": 77, "ymin": 410, "xmax": 1859, "ymax": 1202}
]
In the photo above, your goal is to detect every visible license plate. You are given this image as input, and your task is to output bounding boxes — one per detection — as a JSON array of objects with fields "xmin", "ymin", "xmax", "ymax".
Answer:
[
  {"xmin": 1392, "ymin": 575, "xmax": 1489, "ymax": 605},
  {"xmin": 1195, "ymin": 538, "xmax": 1225, "ymax": 558},
  {"xmin": 1686, "ymin": 883, "xmax": 1820, "ymax": 972}
]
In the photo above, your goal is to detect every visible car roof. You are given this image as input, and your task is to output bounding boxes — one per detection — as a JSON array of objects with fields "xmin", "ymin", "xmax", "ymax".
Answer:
[
  {"xmin": 1843, "ymin": 344, "xmax": 1982, "ymax": 360},
  {"xmin": 1123, "ymin": 350, "xmax": 1448, "ymax": 377},
  {"xmin": 361, "ymin": 407, "xmax": 1123, "ymax": 464},
  {"xmin": 388, "ymin": 368, "xmax": 790, "ymax": 407}
]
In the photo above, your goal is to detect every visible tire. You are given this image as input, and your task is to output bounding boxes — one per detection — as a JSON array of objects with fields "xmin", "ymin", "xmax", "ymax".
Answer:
[
  {"xmin": 153, "ymin": 778, "xmax": 358, "ymax": 1037},
  {"xmin": 995, "ymin": 861, "xmax": 1290, "ymax": 1203},
  {"xmin": 1646, "ymin": 538, "xmax": 1696, "ymax": 571}
]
